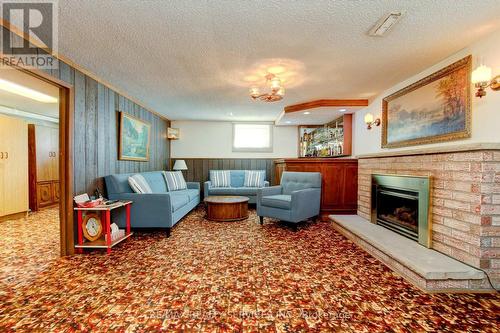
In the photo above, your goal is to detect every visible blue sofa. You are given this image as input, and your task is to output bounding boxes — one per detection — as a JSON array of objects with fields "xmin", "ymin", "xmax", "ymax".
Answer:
[
  {"xmin": 204, "ymin": 170, "xmax": 269, "ymax": 203},
  {"xmin": 104, "ymin": 171, "xmax": 200, "ymax": 236},
  {"xmin": 257, "ymin": 171, "xmax": 321, "ymax": 228}
]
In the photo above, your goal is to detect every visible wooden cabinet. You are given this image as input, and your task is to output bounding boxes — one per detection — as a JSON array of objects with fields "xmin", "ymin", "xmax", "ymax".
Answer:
[
  {"xmin": 274, "ymin": 158, "xmax": 358, "ymax": 217},
  {"xmin": 0, "ymin": 161, "xmax": 4, "ymax": 217},
  {"xmin": 34, "ymin": 125, "xmax": 59, "ymax": 181},
  {"xmin": 273, "ymin": 161, "xmax": 286, "ymax": 186},
  {"xmin": 37, "ymin": 181, "xmax": 53, "ymax": 207},
  {"xmin": 28, "ymin": 124, "xmax": 59, "ymax": 211},
  {"xmin": 0, "ymin": 115, "xmax": 29, "ymax": 219},
  {"xmin": 53, "ymin": 181, "xmax": 60, "ymax": 201},
  {"xmin": 36, "ymin": 180, "xmax": 60, "ymax": 208}
]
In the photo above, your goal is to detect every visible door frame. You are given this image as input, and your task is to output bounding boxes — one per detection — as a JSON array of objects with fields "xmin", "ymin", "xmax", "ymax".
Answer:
[{"xmin": 0, "ymin": 61, "xmax": 75, "ymax": 256}]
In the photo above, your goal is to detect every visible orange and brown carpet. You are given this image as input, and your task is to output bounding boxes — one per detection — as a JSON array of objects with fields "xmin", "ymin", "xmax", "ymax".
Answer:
[{"xmin": 0, "ymin": 206, "xmax": 498, "ymax": 332}]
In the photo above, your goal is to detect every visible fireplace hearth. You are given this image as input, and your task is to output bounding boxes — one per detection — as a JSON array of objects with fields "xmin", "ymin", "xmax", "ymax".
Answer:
[{"xmin": 372, "ymin": 174, "xmax": 431, "ymax": 247}]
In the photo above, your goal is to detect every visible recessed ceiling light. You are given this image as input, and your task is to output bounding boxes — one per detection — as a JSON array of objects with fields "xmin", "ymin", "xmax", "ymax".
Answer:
[
  {"xmin": 0, "ymin": 78, "xmax": 58, "ymax": 103},
  {"xmin": 304, "ymin": 111, "xmax": 310, "ymax": 115},
  {"xmin": 368, "ymin": 11, "xmax": 405, "ymax": 37},
  {"xmin": 229, "ymin": 112, "xmax": 234, "ymax": 116},
  {"xmin": 285, "ymin": 121, "xmax": 292, "ymax": 124},
  {"xmin": 339, "ymin": 108, "xmax": 347, "ymax": 112}
]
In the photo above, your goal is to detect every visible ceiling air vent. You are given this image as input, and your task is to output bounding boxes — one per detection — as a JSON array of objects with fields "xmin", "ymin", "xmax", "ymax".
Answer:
[{"xmin": 368, "ymin": 11, "xmax": 405, "ymax": 37}]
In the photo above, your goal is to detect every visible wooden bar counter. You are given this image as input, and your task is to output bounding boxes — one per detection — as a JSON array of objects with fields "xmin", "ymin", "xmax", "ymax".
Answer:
[{"xmin": 274, "ymin": 158, "xmax": 358, "ymax": 217}]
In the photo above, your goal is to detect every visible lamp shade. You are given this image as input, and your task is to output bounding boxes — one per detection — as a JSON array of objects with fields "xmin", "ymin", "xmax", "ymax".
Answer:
[
  {"xmin": 249, "ymin": 87, "xmax": 260, "ymax": 98},
  {"xmin": 364, "ymin": 113, "xmax": 374, "ymax": 124},
  {"xmin": 270, "ymin": 77, "xmax": 281, "ymax": 91},
  {"xmin": 276, "ymin": 87, "xmax": 285, "ymax": 97},
  {"xmin": 173, "ymin": 160, "xmax": 188, "ymax": 170},
  {"xmin": 471, "ymin": 65, "xmax": 492, "ymax": 84}
]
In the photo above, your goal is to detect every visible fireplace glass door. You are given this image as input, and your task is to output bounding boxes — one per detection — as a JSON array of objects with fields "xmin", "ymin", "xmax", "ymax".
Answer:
[{"xmin": 376, "ymin": 188, "xmax": 419, "ymax": 241}]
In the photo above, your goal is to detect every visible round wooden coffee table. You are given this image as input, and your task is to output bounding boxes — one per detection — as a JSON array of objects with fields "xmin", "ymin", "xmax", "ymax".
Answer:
[{"xmin": 204, "ymin": 196, "xmax": 249, "ymax": 222}]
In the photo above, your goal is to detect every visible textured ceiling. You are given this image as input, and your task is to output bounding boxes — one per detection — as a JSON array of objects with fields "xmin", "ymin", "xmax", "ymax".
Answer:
[{"xmin": 57, "ymin": 0, "xmax": 500, "ymax": 121}]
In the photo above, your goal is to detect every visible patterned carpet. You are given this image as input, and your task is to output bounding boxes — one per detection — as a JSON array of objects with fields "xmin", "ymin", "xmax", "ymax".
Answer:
[
  {"xmin": 0, "ymin": 208, "xmax": 60, "ymax": 288},
  {"xmin": 0, "ymin": 206, "xmax": 498, "ymax": 332}
]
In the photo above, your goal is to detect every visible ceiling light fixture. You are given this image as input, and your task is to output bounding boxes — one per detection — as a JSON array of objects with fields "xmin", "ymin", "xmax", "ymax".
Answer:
[
  {"xmin": 368, "ymin": 11, "xmax": 405, "ymax": 37},
  {"xmin": 339, "ymin": 108, "xmax": 347, "ymax": 112},
  {"xmin": 0, "ymin": 78, "xmax": 58, "ymax": 103},
  {"xmin": 303, "ymin": 111, "xmax": 310, "ymax": 115},
  {"xmin": 249, "ymin": 73, "xmax": 285, "ymax": 102}
]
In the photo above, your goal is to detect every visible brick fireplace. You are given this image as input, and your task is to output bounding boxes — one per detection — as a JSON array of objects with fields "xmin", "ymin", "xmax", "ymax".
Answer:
[{"xmin": 357, "ymin": 147, "xmax": 500, "ymax": 289}]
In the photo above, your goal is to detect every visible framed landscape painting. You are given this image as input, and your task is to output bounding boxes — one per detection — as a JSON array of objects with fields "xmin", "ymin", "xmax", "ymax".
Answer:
[
  {"xmin": 382, "ymin": 55, "xmax": 471, "ymax": 148},
  {"xmin": 167, "ymin": 127, "xmax": 180, "ymax": 140},
  {"xmin": 119, "ymin": 112, "xmax": 151, "ymax": 161}
]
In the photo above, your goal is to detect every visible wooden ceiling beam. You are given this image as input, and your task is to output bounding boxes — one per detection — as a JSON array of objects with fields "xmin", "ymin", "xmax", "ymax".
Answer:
[{"xmin": 284, "ymin": 99, "xmax": 369, "ymax": 113}]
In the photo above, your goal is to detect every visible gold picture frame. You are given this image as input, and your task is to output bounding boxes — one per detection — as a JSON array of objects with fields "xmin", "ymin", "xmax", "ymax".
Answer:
[
  {"xmin": 119, "ymin": 112, "xmax": 151, "ymax": 161},
  {"xmin": 382, "ymin": 55, "xmax": 471, "ymax": 148},
  {"xmin": 167, "ymin": 127, "xmax": 180, "ymax": 140}
]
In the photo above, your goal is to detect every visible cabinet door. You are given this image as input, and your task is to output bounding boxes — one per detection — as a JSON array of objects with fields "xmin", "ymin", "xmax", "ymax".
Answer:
[
  {"xmin": 52, "ymin": 181, "xmax": 60, "ymax": 203},
  {"xmin": 0, "ymin": 118, "xmax": 7, "ymax": 216},
  {"xmin": 36, "ymin": 125, "xmax": 53, "ymax": 181},
  {"xmin": 321, "ymin": 164, "xmax": 345, "ymax": 210},
  {"xmin": 50, "ymin": 127, "xmax": 59, "ymax": 180},
  {"xmin": 0, "ymin": 161, "xmax": 4, "ymax": 216},
  {"xmin": 274, "ymin": 162, "xmax": 285, "ymax": 185},
  {"xmin": 37, "ymin": 182, "xmax": 54, "ymax": 208},
  {"xmin": 0, "ymin": 116, "xmax": 28, "ymax": 216},
  {"xmin": 343, "ymin": 164, "xmax": 358, "ymax": 210}
]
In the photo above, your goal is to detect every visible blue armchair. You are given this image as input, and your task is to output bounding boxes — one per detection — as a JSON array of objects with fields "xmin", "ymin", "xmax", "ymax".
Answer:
[{"xmin": 257, "ymin": 171, "xmax": 321, "ymax": 227}]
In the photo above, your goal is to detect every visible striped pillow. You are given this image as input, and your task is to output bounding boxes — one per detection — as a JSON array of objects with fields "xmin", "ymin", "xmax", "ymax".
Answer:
[
  {"xmin": 162, "ymin": 171, "xmax": 187, "ymax": 191},
  {"xmin": 128, "ymin": 174, "xmax": 153, "ymax": 194},
  {"xmin": 244, "ymin": 170, "xmax": 265, "ymax": 187},
  {"xmin": 210, "ymin": 170, "xmax": 231, "ymax": 187}
]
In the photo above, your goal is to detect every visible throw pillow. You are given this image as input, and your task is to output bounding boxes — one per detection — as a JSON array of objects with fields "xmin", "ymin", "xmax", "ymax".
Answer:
[
  {"xmin": 210, "ymin": 170, "xmax": 231, "ymax": 187},
  {"xmin": 162, "ymin": 171, "xmax": 187, "ymax": 191},
  {"xmin": 128, "ymin": 174, "xmax": 153, "ymax": 194},
  {"xmin": 244, "ymin": 170, "xmax": 265, "ymax": 187}
]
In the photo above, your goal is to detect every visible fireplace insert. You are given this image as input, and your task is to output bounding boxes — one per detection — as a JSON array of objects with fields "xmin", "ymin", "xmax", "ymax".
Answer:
[
  {"xmin": 371, "ymin": 174, "xmax": 431, "ymax": 247},
  {"xmin": 376, "ymin": 187, "xmax": 419, "ymax": 241}
]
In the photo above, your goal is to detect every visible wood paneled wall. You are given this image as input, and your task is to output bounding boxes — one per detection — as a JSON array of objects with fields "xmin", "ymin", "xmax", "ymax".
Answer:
[
  {"xmin": 172, "ymin": 158, "xmax": 277, "ymax": 194},
  {"xmin": 27, "ymin": 44, "xmax": 171, "ymax": 196}
]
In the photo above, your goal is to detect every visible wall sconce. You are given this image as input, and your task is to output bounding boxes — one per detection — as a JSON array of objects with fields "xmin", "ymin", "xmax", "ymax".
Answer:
[
  {"xmin": 364, "ymin": 113, "xmax": 380, "ymax": 130},
  {"xmin": 471, "ymin": 65, "xmax": 500, "ymax": 98}
]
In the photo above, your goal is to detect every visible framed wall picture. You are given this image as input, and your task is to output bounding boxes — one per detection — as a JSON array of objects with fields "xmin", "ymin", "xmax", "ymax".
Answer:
[
  {"xmin": 382, "ymin": 55, "xmax": 471, "ymax": 148},
  {"xmin": 167, "ymin": 127, "xmax": 180, "ymax": 140},
  {"xmin": 119, "ymin": 112, "xmax": 151, "ymax": 161}
]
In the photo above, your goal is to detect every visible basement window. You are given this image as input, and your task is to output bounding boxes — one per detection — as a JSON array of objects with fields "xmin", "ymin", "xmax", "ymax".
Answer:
[{"xmin": 232, "ymin": 123, "xmax": 273, "ymax": 152}]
